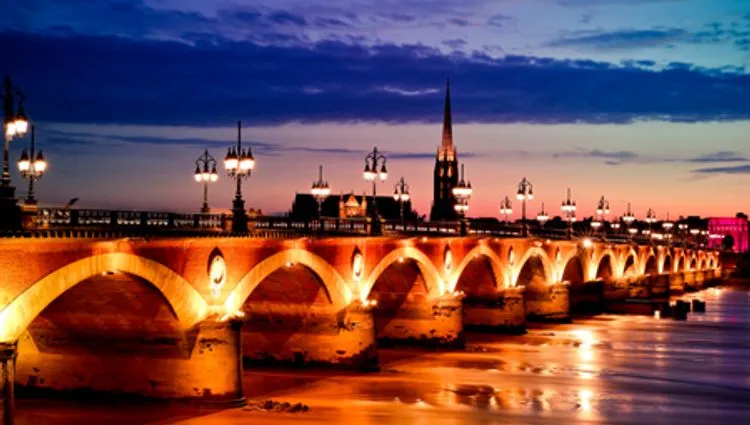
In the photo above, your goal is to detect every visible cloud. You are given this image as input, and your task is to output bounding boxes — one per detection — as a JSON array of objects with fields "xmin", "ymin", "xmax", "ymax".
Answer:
[
  {"xmin": 447, "ymin": 17, "xmax": 471, "ymax": 27},
  {"xmin": 688, "ymin": 151, "xmax": 748, "ymax": 163},
  {"xmin": 553, "ymin": 149, "xmax": 640, "ymax": 165},
  {"xmin": 692, "ymin": 164, "xmax": 750, "ymax": 175},
  {"xmin": 487, "ymin": 14, "xmax": 513, "ymax": 28},
  {"xmin": 442, "ymin": 38, "xmax": 467, "ymax": 49},
  {"xmin": 3, "ymin": 30, "xmax": 750, "ymax": 126},
  {"xmin": 548, "ymin": 28, "xmax": 688, "ymax": 49},
  {"xmin": 268, "ymin": 11, "xmax": 308, "ymax": 27}
]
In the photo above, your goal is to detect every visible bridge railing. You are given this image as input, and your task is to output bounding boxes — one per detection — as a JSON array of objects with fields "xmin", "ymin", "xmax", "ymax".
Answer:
[{"xmin": 4, "ymin": 208, "xmax": 710, "ymax": 248}]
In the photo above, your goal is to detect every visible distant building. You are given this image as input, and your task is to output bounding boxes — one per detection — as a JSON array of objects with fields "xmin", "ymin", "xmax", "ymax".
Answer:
[
  {"xmin": 707, "ymin": 217, "xmax": 749, "ymax": 252},
  {"xmin": 289, "ymin": 192, "xmax": 419, "ymax": 221},
  {"xmin": 430, "ymin": 79, "xmax": 460, "ymax": 222}
]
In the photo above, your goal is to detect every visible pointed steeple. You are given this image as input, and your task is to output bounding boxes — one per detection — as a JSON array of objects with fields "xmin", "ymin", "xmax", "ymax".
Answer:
[{"xmin": 441, "ymin": 77, "xmax": 453, "ymax": 148}]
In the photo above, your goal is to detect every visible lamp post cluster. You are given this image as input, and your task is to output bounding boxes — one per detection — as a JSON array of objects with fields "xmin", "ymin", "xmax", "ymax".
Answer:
[
  {"xmin": 561, "ymin": 187, "xmax": 577, "ymax": 238},
  {"xmin": 18, "ymin": 126, "xmax": 46, "ymax": 205},
  {"xmin": 515, "ymin": 177, "xmax": 533, "ymax": 237},
  {"xmin": 499, "ymin": 196, "xmax": 512, "ymax": 223},
  {"xmin": 2, "ymin": 76, "xmax": 29, "ymax": 193},
  {"xmin": 194, "ymin": 149, "xmax": 218, "ymax": 213},
  {"xmin": 591, "ymin": 196, "xmax": 610, "ymax": 232},
  {"xmin": 393, "ymin": 177, "xmax": 410, "ymax": 223},
  {"xmin": 452, "ymin": 163, "xmax": 473, "ymax": 235},
  {"xmin": 362, "ymin": 146, "xmax": 388, "ymax": 234},
  {"xmin": 224, "ymin": 121, "xmax": 255, "ymax": 233},
  {"xmin": 311, "ymin": 165, "xmax": 331, "ymax": 217}
]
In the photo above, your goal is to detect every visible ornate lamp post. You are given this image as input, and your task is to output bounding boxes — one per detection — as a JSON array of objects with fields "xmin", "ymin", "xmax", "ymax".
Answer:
[
  {"xmin": 591, "ymin": 196, "xmax": 610, "ymax": 233},
  {"xmin": 194, "ymin": 149, "xmax": 218, "ymax": 213},
  {"xmin": 17, "ymin": 126, "xmax": 46, "ymax": 206},
  {"xmin": 499, "ymin": 196, "xmax": 512, "ymax": 223},
  {"xmin": 689, "ymin": 228, "xmax": 700, "ymax": 247},
  {"xmin": 536, "ymin": 202, "xmax": 549, "ymax": 228},
  {"xmin": 452, "ymin": 163, "xmax": 472, "ymax": 235},
  {"xmin": 224, "ymin": 121, "xmax": 255, "ymax": 234},
  {"xmin": 363, "ymin": 146, "xmax": 387, "ymax": 234},
  {"xmin": 516, "ymin": 177, "xmax": 534, "ymax": 237},
  {"xmin": 622, "ymin": 202, "xmax": 636, "ymax": 239},
  {"xmin": 645, "ymin": 208, "xmax": 657, "ymax": 234},
  {"xmin": 311, "ymin": 165, "xmax": 331, "ymax": 217},
  {"xmin": 2, "ymin": 76, "xmax": 29, "ymax": 193},
  {"xmin": 392, "ymin": 177, "xmax": 410, "ymax": 224},
  {"xmin": 561, "ymin": 187, "xmax": 576, "ymax": 239},
  {"xmin": 678, "ymin": 223, "xmax": 688, "ymax": 246},
  {"xmin": 662, "ymin": 212, "xmax": 674, "ymax": 244}
]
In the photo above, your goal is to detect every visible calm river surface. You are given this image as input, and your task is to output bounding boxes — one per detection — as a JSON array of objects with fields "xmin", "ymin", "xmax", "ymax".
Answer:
[{"xmin": 15, "ymin": 287, "xmax": 750, "ymax": 425}]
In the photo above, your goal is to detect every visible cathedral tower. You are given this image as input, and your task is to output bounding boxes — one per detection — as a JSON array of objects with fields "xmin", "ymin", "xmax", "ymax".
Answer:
[{"xmin": 429, "ymin": 79, "xmax": 460, "ymax": 221}]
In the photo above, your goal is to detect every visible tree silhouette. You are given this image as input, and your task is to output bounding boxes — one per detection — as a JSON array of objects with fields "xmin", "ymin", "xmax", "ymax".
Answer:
[{"xmin": 722, "ymin": 234, "xmax": 735, "ymax": 251}]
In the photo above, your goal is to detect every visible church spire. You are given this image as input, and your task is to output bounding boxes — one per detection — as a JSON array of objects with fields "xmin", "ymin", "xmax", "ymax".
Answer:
[{"xmin": 441, "ymin": 77, "xmax": 453, "ymax": 148}]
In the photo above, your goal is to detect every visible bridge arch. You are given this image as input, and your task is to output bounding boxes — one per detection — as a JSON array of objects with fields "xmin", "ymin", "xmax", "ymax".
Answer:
[
  {"xmin": 361, "ymin": 246, "xmax": 443, "ymax": 301},
  {"xmin": 513, "ymin": 247, "xmax": 555, "ymax": 287},
  {"xmin": 450, "ymin": 244, "xmax": 505, "ymax": 294},
  {"xmin": 560, "ymin": 254, "xmax": 585, "ymax": 286},
  {"xmin": 621, "ymin": 250, "xmax": 638, "ymax": 277},
  {"xmin": 224, "ymin": 248, "xmax": 352, "ymax": 314},
  {"xmin": 0, "ymin": 252, "xmax": 208, "ymax": 343},
  {"xmin": 662, "ymin": 254, "xmax": 673, "ymax": 273},
  {"xmin": 594, "ymin": 253, "xmax": 615, "ymax": 282},
  {"xmin": 643, "ymin": 255, "xmax": 658, "ymax": 276}
]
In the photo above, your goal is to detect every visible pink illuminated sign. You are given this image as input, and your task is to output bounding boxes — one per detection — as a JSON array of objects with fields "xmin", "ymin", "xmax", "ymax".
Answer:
[{"xmin": 707, "ymin": 217, "xmax": 749, "ymax": 253}]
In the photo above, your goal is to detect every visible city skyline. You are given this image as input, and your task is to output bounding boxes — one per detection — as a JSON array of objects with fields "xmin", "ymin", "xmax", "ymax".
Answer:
[{"xmin": 2, "ymin": 0, "xmax": 749, "ymax": 219}]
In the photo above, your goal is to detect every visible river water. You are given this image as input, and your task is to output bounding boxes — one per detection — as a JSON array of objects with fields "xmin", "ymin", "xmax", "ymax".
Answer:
[{"xmin": 15, "ymin": 287, "xmax": 750, "ymax": 425}]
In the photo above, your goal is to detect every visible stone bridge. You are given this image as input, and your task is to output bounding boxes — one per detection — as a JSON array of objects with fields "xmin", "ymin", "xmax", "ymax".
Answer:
[{"xmin": 0, "ymin": 235, "xmax": 721, "ymax": 410}]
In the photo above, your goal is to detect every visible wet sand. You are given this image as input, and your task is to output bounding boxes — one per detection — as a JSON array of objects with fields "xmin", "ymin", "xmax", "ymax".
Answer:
[{"xmin": 13, "ymin": 287, "xmax": 750, "ymax": 425}]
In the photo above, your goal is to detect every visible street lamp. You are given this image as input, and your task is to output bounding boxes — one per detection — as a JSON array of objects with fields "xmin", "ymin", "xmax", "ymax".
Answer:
[
  {"xmin": 678, "ymin": 223, "xmax": 688, "ymax": 246},
  {"xmin": 536, "ymin": 202, "xmax": 549, "ymax": 227},
  {"xmin": 499, "ymin": 196, "xmax": 512, "ymax": 223},
  {"xmin": 622, "ymin": 202, "xmax": 636, "ymax": 238},
  {"xmin": 2, "ymin": 76, "xmax": 29, "ymax": 198},
  {"xmin": 645, "ymin": 208, "xmax": 657, "ymax": 233},
  {"xmin": 224, "ymin": 121, "xmax": 255, "ymax": 233},
  {"xmin": 392, "ymin": 177, "xmax": 410, "ymax": 224},
  {"xmin": 592, "ymin": 196, "xmax": 610, "ymax": 233},
  {"xmin": 516, "ymin": 177, "xmax": 533, "ymax": 237},
  {"xmin": 17, "ymin": 126, "xmax": 46, "ymax": 206},
  {"xmin": 311, "ymin": 165, "xmax": 331, "ymax": 218},
  {"xmin": 561, "ymin": 187, "xmax": 576, "ymax": 239},
  {"xmin": 452, "ymin": 163, "xmax": 472, "ymax": 235},
  {"xmin": 363, "ymin": 146, "xmax": 387, "ymax": 234},
  {"xmin": 662, "ymin": 212, "xmax": 674, "ymax": 243},
  {"xmin": 194, "ymin": 149, "xmax": 218, "ymax": 213}
]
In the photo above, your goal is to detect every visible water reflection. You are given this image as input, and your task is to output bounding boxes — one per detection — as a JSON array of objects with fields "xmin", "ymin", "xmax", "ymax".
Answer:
[{"xmin": 15, "ymin": 287, "xmax": 750, "ymax": 425}]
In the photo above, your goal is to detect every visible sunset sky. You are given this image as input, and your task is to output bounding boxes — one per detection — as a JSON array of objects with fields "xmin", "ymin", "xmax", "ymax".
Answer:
[{"xmin": 2, "ymin": 0, "xmax": 749, "ymax": 219}]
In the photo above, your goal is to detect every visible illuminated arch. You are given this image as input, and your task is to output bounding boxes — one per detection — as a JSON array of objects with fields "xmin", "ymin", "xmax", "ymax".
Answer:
[
  {"xmin": 361, "ymin": 246, "xmax": 443, "ymax": 301},
  {"xmin": 560, "ymin": 254, "xmax": 586, "ymax": 285},
  {"xmin": 643, "ymin": 255, "xmax": 658, "ymax": 275},
  {"xmin": 0, "ymin": 253, "xmax": 208, "ymax": 343},
  {"xmin": 662, "ymin": 253, "xmax": 673, "ymax": 273},
  {"xmin": 225, "ymin": 249, "xmax": 352, "ymax": 313},
  {"xmin": 513, "ymin": 247, "xmax": 555, "ymax": 287},
  {"xmin": 449, "ymin": 244, "xmax": 506, "ymax": 291},
  {"xmin": 621, "ymin": 248, "xmax": 638, "ymax": 277}
]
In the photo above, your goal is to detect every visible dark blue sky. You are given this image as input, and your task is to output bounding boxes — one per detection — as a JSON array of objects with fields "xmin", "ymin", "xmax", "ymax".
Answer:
[{"xmin": 2, "ymin": 0, "xmax": 750, "ymax": 217}]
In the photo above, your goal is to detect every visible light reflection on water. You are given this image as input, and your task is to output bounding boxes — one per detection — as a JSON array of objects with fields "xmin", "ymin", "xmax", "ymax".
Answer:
[{"xmin": 15, "ymin": 287, "xmax": 750, "ymax": 425}]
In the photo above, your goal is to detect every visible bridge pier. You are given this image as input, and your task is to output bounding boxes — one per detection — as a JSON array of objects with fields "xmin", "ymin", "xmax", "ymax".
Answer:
[
  {"xmin": 683, "ymin": 271, "xmax": 698, "ymax": 291},
  {"xmin": 669, "ymin": 272, "xmax": 685, "ymax": 294},
  {"xmin": 241, "ymin": 304, "xmax": 377, "ymax": 370},
  {"xmin": 463, "ymin": 288, "xmax": 525, "ymax": 333},
  {"xmin": 15, "ymin": 320, "xmax": 245, "ymax": 404},
  {"xmin": 1, "ymin": 342, "xmax": 17, "ymax": 425},
  {"xmin": 375, "ymin": 296, "xmax": 464, "ymax": 348},
  {"xmin": 525, "ymin": 283, "xmax": 570, "ymax": 321}
]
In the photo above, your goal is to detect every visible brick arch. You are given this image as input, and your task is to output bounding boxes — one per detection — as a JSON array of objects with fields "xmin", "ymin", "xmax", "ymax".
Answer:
[
  {"xmin": 621, "ymin": 249, "xmax": 638, "ymax": 277},
  {"xmin": 643, "ymin": 255, "xmax": 658, "ymax": 275},
  {"xmin": 225, "ymin": 248, "xmax": 352, "ymax": 314},
  {"xmin": 662, "ymin": 253, "xmax": 673, "ymax": 273},
  {"xmin": 449, "ymin": 244, "xmax": 506, "ymax": 292},
  {"xmin": 513, "ymin": 247, "xmax": 555, "ymax": 287},
  {"xmin": 677, "ymin": 254, "xmax": 687, "ymax": 271},
  {"xmin": 560, "ymin": 254, "xmax": 586, "ymax": 286},
  {"xmin": 361, "ymin": 247, "xmax": 443, "ymax": 301},
  {"xmin": 593, "ymin": 252, "xmax": 615, "ymax": 282},
  {"xmin": 0, "ymin": 253, "xmax": 208, "ymax": 343}
]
